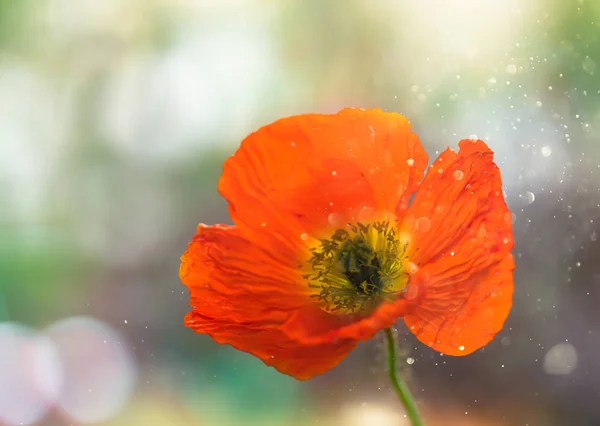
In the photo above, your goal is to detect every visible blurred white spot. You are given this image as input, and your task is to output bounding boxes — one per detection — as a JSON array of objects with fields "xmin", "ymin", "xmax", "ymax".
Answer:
[
  {"xmin": 469, "ymin": 134, "xmax": 478, "ymax": 141},
  {"xmin": 45, "ymin": 0, "xmax": 129, "ymax": 41},
  {"xmin": 453, "ymin": 170, "xmax": 464, "ymax": 180},
  {"xmin": 525, "ymin": 191, "xmax": 535, "ymax": 204},
  {"xmin": 100, "ymin": 13, "xmax": 276, "ymax": 161},
  {"xmin": 543, "ymin": 342, "xmax": 577, "ymax": 375},
  {"xmin": 541, "ymin": 145, "xmax": 552, "ymax": 157},
  {"xmin": 340, "ymin": 403, "xmax": 407, "ymax": 426},
  {"xmin": 0, "ymin": 322, "xmax": 62, "ymax": 426},
  {"xmin": 458, "ymin": 345, "xmax": 465, "ymax": 351},
  {"xmin": 591, "ymin": 231, "xmax": 597, "ymax": 242},
  {"xmin": 406, "ymin": 357, "xmax": 415, "ymax": 365},
  {"xmin": 0, "ymin": 66, "xmax": 69, "ymax": 223},
  {"xmin": 301, "ymin": 233, "xmax": 309, "ymax": 241},
  {"xmin": 398, "ymin": 0, "xmax": 518, "ymax": 66},
  {"xmin": 535, "ymin": 100, "xmax": 543, "ymax": 107},
  {"xmin": 406, "ymin": 158, "xmax": 415, "ymax": 166},
  {"xmin": 506, "ymin": 64, "xmax": 517, "ymax": 74},
  {"xmin": 46, "ymin": 317, "xmax": 137, "ymax": 424}
]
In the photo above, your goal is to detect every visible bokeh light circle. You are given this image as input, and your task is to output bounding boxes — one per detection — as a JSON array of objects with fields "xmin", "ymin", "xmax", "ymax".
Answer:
[
  {"xmin": 0, "ymin": 322, "xmax": 62, "ymax": 425},
  {"xmin": 46, "ymin": 316, "xmax": 137, "ymax": 424}
]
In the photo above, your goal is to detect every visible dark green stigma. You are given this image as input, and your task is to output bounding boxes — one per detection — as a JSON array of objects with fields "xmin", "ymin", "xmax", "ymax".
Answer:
[
  {"xmin": 338, "ymin": 235, "xmax": 382, "ymax": 294},
  {"xmin": 303, "ymin": 221, "xmax": 409, "ymax": 314}
]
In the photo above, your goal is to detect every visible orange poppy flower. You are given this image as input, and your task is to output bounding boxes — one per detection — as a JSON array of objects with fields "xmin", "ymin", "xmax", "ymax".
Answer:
[{"xmin": 180, "ymin": 108, "xmax": 514, "ymax": 380}]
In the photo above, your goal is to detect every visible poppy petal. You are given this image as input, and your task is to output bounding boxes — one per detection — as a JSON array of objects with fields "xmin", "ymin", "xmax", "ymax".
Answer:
[
  {"xmin": 180, "ymin": 224, "xmax": 309, "ymax": 325},
  {"xmin": 401, "ymin": 139, "xmax": 514, "ymax": 355},
  {"xmin": 186, "ymin": 311, "xmax": 357, "ymax": 380},
  {"xmin": 218, "ymin": 108, "xmax": 428, "ymax": 259},
  {"xmin": 311, "ymin": 108, "xmax": 429, "ymax": 213},
  {"xmin": 180, "ymin": 225, "xmax": 356, "ymax": 379},
  {"xmin": 281, "ymin": 279, "xmax": 424, "ymax": 345},
  {"xmin": 404, "ymin": 255, "xmax": 514, "ymax": 355}
]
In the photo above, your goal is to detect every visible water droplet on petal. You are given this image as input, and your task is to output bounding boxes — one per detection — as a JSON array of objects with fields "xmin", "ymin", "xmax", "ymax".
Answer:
[
  {"xmin": 407, "ymin": 262, "xmax": 419, "ymax": 274},
  {"xmin": 328, "ymin": 213, "xmax": 343, "ymax": 227},
  {"xmin": 415, "ymin": 217, "xmax": 431, "ymax": 232},
  {"xmin": 458, "ymin": 345, "xmax": 465, "ymax": 351},
  {"xmin": 301, "ymin": 233, "xmax": 309, "ymax": 241},
  {"xmin": 453, "ymin": 170, "xmax": 464, "ymax": 180},
  {"xmin": 407, "ymin": 158, "xmax": 415, "ymax": 167},
  {"xmin": 404, "ymin": 283, "xmax": 419, "ymax": 299},
  {"xmin": 477, "ymin": 227, "xmax": 487, "ymax": 239}
]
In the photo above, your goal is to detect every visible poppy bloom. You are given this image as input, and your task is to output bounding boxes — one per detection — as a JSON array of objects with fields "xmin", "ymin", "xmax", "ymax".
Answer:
[{"xmin": 180, "ymin": 108, "xmax": 514, "ymax": 380}]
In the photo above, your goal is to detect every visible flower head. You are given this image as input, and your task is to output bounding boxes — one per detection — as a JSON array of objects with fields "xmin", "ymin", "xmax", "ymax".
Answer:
[{"xmin": 180, "ymin": 108, "xmax": 514, "ymax": 380}]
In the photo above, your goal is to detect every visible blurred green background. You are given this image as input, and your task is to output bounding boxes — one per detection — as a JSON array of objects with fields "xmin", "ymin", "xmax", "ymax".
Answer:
[{"xmin": 1, "ymin": 0, "xmax": 600, "ymax": 425}]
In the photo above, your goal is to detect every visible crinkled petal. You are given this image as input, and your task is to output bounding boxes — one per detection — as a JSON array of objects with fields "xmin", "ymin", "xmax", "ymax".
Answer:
[
  {"xmin": 180, "ymin": 224, "xmax": 356, "ymax": 379},
  {"xmin": 185, "ymin": 311, "xmax": 357, "ymax": 380},
  {"xmin": 180, "ymin": 224, "xmax": 309, "ymax": 325},
  {"xmin": 401, "ymin": 139, "xmax": 514, "ymax": 354},
  {"xmin": 280, "ymin": 277, "xmax": 424, "ymax": 345},
  {"xmin": 218, "ymin": 108, "xmax": 428, "ymax": 259},
  {"xmin": 404, "ymin": 256, "xmax": 514, "ymax": 355},
  {"xmin": 307, "ymin": 108, "xmax": 428, "ymax": 214}
]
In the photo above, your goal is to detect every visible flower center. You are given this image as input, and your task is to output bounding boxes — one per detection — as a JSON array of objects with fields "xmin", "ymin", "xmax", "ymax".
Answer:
[{"xmin": 303, "ymin": 221, "xmax": 409, "ymax": 314}]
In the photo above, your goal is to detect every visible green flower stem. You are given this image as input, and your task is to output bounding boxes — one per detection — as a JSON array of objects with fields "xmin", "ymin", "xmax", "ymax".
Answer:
[{"xmin": 385, "ymin": 328, "xmax": 425, "ymax": 426}]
